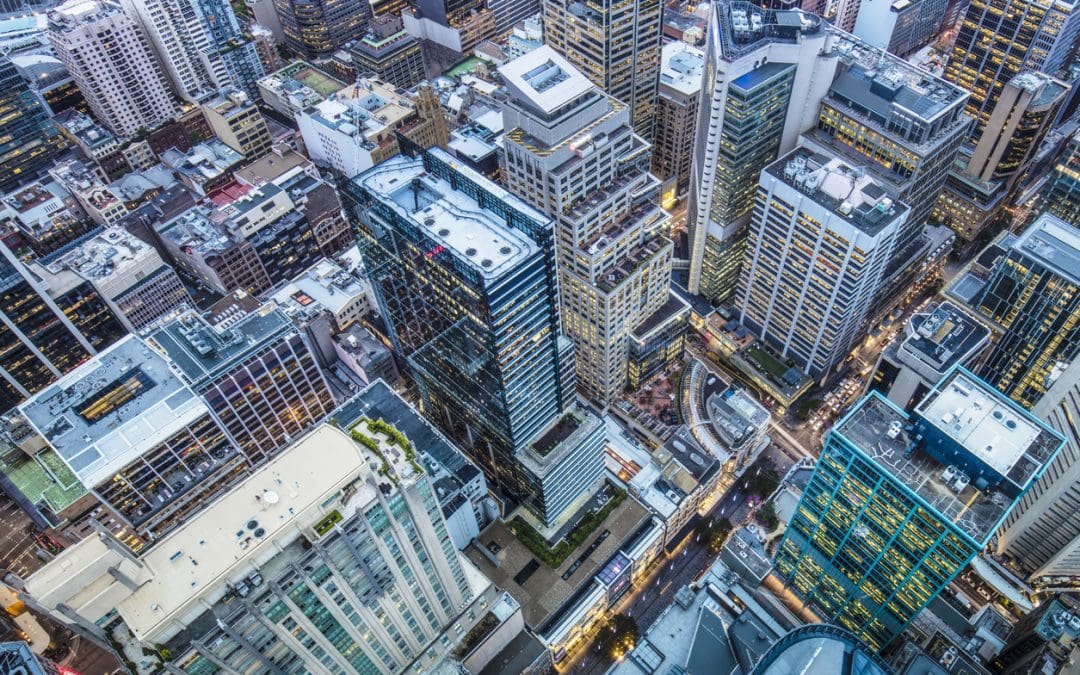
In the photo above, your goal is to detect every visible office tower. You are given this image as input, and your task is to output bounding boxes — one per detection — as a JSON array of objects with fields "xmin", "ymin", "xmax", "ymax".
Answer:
[
  {"xmin": 342, "ymin": 144, "xmax": 604, "ymax": 525},
  {"xmin": 0, "ymin": 181, "xmax": 96, "ymax": 258},
  {"xmin": 47, "ymin": 0, "xmax": 179, "ymax": 137},
  {"xmin": 0, "ymin": 244, "xmax": 126, "ymax": 414},
  {"xmin": 1041, "ymin": 130, "xmax": 1080, "ymax": 227},
  {"xmin": 687, "ymin": 2, "xmax": 832, "ymax": 302},
  {"xmin": 991, "ymin": 595, "xmax": 1080, "ymax": 674},
  {"xmin": 775, "ymin": 368, "xmax": 1064, "ymax": 650},
  {"xmin": 943, "ymin": 0, "xmax": 1080, "ymax": 140},
  {"xmin": 868, "ymin": 301, "xmax": 990, "ymax": 411},
  {"xmin": 965, "ymin": 214, "xmax": 1080, "ymax": 409},
  {"xmin": 274, "ymin": 0, "xmax": 370, "ymax": 58},
  {"xmin": 489, "ymin": 0, "xmax": 540, "ymax": 34},
  {"xmin": 542, "ymin": 0, "xmax": 661, "ymax": 138},
  {"xmin": 148, "ymin": 305, "xmax": 336, "ymax": 460},
  {"xmin": 853, "ymin": 0, "xmax": 950, "ymax": 57},
  {"xmin": 348, "ymin": 16, "xmax": 426, "ymax": 90},
  {"xmin": 934, "ymin": 71, "xmax": 1068, "ymax": 241},
  {"xmin": 29, "ymin": 227, "xmax": 190, "ymax": 332},
  {"xmin": 402, "ymin": 0, "xmax": 495, "ymax": 64},
  {"xmin": 804, "ymin": 40, "xmax": 971, "ymax": 274},
  {"xmin": 200, "ymin": 89, "xmax": 274, "ymax": 159},
  {"xmin": 23, "ymin": 422, "xmax": 498, "ymax": 673},
  {"xmin": 18, "ymin": 337, "xmax": 238, "ymax": 542},
  {"xmin": 500, "ymin": 47, "xmax": 676, "ymax": 405},
  {"xmin": 652, "ymin": 43, "xmax": 704, "ymax": 202},
  {"xmin": 121, "ymin": 0, "xmax": 229, "ymax": 102},
  {"xmin": 737, "ymin": 148, "xmax": 908, "ymax": 380},
  {"xmin": 0, "ymin": 57, "xmax": 68, "ymax": 193},
  {"xmin": 996, "ymin": 360, "xmax": 1080, "ymax": 583}
]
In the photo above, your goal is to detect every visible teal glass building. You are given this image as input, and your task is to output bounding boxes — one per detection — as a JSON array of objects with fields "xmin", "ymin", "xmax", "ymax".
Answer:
[{"xmin": 775, "ymin": 367, "xmax": 1064, "ymax": 650}]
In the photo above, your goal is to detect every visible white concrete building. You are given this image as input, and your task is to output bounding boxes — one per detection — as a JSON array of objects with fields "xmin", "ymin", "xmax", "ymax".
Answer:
[
  {"xmin": 47, "ymin": 0, "xmax": 178, "ymax": 137},
  {"xmin": 120, "ymin": 0, "xmax": 225, "ymax": 102},
  {"xmin": 737, "ymin": 147, "xmax": 907, "ymax": 379}
]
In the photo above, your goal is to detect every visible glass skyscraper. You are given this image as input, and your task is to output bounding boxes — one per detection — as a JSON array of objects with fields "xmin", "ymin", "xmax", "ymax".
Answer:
[
  {"xmin": 342, "ymin": 145, "xmax": 601, "ymax": 524},
  {"xmin": 0, "ymin": 56, "xmax": 69, "ymax": 193},
  {"xmin": 776, "ymin": 367, "xmax": 1063, "ymax": 650}
]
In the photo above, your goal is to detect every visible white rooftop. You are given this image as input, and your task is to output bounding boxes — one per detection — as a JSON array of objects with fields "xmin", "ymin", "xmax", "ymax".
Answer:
[
  {"xmin": 269, "ymin": 258, "xmax": 369, "ymax": 316},
  {"xmin": 19, "ymin": 337, "xmax": 207, "ymax": 488},
  {"xmin": 25, "ymin": 425, "xmax": 376, "ymax": 643},
  {"xmin": 916, "ymin": 371, "xmax": 1041, "ymax": 478},
  {"xmin": 660, "ymin": 42, "xmax": 705, "ymax": 96},
  {"xmin": 358, "ymin": 154, "xmax": 539, "ymax": 279},
  {"xmin": 498, "ymin": 46, "xmax": 594, "ymax": 115}
]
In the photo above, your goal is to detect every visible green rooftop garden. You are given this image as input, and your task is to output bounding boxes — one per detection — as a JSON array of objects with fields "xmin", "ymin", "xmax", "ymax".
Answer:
[
  {"xmin": 509, "ymin": 488, "xmax": 627, "ymax": 568},
  {"xmin": 746, "ymin": 347, "xmax": 788, "ymax": 379},
  {"xmin": 348, "ymin": 418, "xmax": 424, "ymax": 480}
]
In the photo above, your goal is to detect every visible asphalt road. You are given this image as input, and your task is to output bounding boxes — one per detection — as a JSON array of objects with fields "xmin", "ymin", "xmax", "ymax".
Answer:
[{"xmin": 0, "ymin": 493, "xmax": 44, "ymax": 579}]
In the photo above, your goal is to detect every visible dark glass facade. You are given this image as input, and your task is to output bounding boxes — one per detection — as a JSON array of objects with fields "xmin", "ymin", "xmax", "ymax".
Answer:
[
  {"xmin": 342, "ymin": 146, "xmax": 572, "ymax": 507},
  {"xmin": 0, "ymin": 57, "xmax": 69, "ymax": 193}
]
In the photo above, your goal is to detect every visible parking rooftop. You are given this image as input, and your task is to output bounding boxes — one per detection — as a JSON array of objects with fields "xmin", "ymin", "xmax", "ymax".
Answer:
[
  {"xmin": 836, "ymin": 376, "xmax": 1061, "ymax": 543},
  {"xmin": 357, "ymin": 154, "xmax": 540, "ymax": 279},
  {"xmin": 19, "ymin": 337, "xmax": 206, "ymax": 489}
]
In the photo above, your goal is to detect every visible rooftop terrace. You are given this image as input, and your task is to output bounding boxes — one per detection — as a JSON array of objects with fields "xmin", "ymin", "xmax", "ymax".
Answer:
[{"xmin": 19, "ymin": 337, "xmax": 206, "ymax": 488}]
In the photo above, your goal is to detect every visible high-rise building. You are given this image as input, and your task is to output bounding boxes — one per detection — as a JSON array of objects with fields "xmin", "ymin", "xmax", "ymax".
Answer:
[
  {"xmin": 200, "ymin": 88, "xmax": 274, "ymax": 159},
  {"xmin": 943, "ymin": 0, "xmax": 1080, "ymax": 140},
  {"xmin": 996, "ymin": 360, "xmax": 1080, "ymax": 584},
  {"xmin": 22, "ymin": 422, "xmax": 499, "ymax": 673},
  {"xmin": 347, "ymin": 16, "xmax": 426, "ymax": 90},
  {"xmin": 1041, "ymin": 130, "xmax": 1080, "ymax": 227},
  {"xmin": 542, "ymin": 0, "xmax": 661, "ymax": 138},
  {"xmin": 0, "ymin": 642, "xmax": 61, "ymax": 674},
  {"xmin": 147, "ymin": 305, "xmax": 336, "ymax": 461},
  {"xmin": 775, "ymin": 367, "xmax": 1064, "ymax": 650},
  {"xmin": 47, "ymin": 0, "xmax": 179, "ymax": 137},
  {"xmin": 489, "ymin": 0, "xmax": 540, "ymax": 34},
  {"xmin": 500, "ymin": 47, "xmax": 677, "ymax": 405},
  {"xmin": 990, "ymin": 595, "xmax": 1080, "ymax": 674},
  {"xmin": 274, "ymin": 0, "xmax": 370, "ymax": 58},
  {"xmin": 652, "ymin": 43, "xmax": 704, "ymax": 202},
  {"xmin": 737, "ymin": 148, "xmax": 908, "ymax": 380},
  {"xmin": 934, "ymin": 71, "xmax": 1068, "ymax": 241},
  {"xmin": 193, "ymin": 0, "xmax": 266, "ymax": 99},
  {"xmin": 687, "ymin": 2, "xmax": 831, "ymax": 302},
  {"xmin": 963, "ymin": 214, "xmax": 1080, "ymax": 409},
  {"xmin": 0, "ymin": 57, "xmax": 69, "ymax": 193},
  {"xmin": 0, "ymin": 244, "xmax": 126, "ymax": 414},
  {"xmin": 852, "ymin": 0, "xmax": 950, "ymax": 57},
  {"xmin": 341, "ymin": 144, "xmax": 604, "ymax": 525}
]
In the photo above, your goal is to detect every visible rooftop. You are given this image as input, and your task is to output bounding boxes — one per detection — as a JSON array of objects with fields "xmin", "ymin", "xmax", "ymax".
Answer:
[
  {"xmin": 19, "ymin": 337, "xmax": 205, "ymax": 488},
  {"xmin": 233, "ymin": 148, "xmax": 311, "ymax": 187},
  {"xmin": 707, "ymin": 386, "xmax": 770, "ymax": 451},
  {"xmin": 893, "ymin": 302, "xmax": 990, "ymax": 378},
  {"xmin": 303, "ymin": 78, "xmax": 414, "ymax": 142},
  {"xmin": 268, "ymin": 258, "xmax": 368, "ymax": 318},
  {"xmin": 147, "ymin": 306, "xmax": 292, "ymax": 386},
  {"xmin": 498, "ymin": 46, "xmax": 594, "ymax": 116},
  {"xmin": 766, "ymin": 148, "xmax": 908, "ymax": 236},
  {"xmin": 161, "ymin": 141, "xmax": 244, "ymax": 187},
  {"xmin": 717, "ymin": 1, "xmax": 823, "ymax": 60},
  {"xmin": 835, "ymin": 373, "xmax": 1062, "ymax": 543},
  {"xmin": 39, "ymin": 226, "xmax": 161, "ymax": 286},
  {"xmin": 659, "ymin": 42, "xmax": 705, "ymax": 97},
  {"xmin": 24, "ymin": 424, "xmax": 384, "ymax": 643},
  {"xmin": 1008, "ymin": 213, "xmax": 1080, "ymax": 284},
  {"xmin": 356, "ymin": 154, "xmax": 540, "ymax": 279},
  {"xmin": 914, "ymin": 370, "xmax": 1057, "ymax": 489}
]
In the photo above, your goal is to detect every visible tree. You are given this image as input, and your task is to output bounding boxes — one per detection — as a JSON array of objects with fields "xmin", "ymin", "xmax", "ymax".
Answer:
[
  {"xmin": 596, "ymin": 613, "xmax": 640, "ymax": 662},
  {"xmin": 746, "ymin": 466, "xmax": 780, "ymax": 498},
  {"xmin": 758, "ymin": 501, "xmax": 779, "ymax": 531}
]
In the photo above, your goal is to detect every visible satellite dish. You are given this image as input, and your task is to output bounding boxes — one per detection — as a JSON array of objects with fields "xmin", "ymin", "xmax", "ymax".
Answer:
[{"xmin": 263, "ymin": 490, "xmax": 280, "ymax": 504}]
